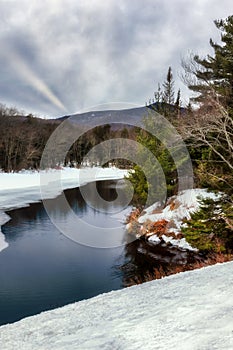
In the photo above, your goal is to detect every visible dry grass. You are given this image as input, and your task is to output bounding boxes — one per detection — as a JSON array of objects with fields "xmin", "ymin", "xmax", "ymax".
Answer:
[{"xmin": 124, "ymin": 253, "xmax": 233, "ymax": 287}]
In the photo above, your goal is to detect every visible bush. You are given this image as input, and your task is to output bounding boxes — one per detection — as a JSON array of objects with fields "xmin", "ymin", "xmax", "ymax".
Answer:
[{"xmin": 182, "ymin": 195, "xmax": 233, "ymax": 254}]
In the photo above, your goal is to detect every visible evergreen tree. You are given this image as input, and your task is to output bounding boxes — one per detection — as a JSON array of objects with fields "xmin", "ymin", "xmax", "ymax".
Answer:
[
  {"xmin": 148, "ymin": 67, "xmax": 180, "ymax": 119},
  {"xmin": 126, "ymin": 112, "xmax": 177, "ymax": 207},
  {"xmin": 175, "ymin": 89, "xmax": 181, "ymax": 117},
  {"xmin": 163, "ymin": 66, "xmax": 175, "ymax": 105},
  {"xmin": 175, "ymin": 89, "xmax": 181, "ymax": 108},
  {"xmin": 154, "ymin": 83, "xmax": 163, "ymax": 105},
  {"xmin": 182, "ymin": 195, "xmax": 233, "ymax": 254},
  {"xmin": 187, "ymin": 15, "xmax": 233, "ymax": 109},
  {"xmin": 181, "ymin": 15, "xmax": 233, "ymax": 194}
]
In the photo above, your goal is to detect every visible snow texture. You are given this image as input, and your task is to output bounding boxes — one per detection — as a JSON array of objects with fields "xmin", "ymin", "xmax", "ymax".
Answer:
[
  {"xmin": 139, "ymin": 189, "xmax": 220, "ymax": 225},
  {"xmin": 138, "ymin": 189, "xmax": 220, "ymax": 251},
  {"xmin": 0, "ymin": 167, "xmax": 128, "ymax": 252},
  {"xmin": 0, "ymin": 261, "xmax": 233, "ymax": 349}
]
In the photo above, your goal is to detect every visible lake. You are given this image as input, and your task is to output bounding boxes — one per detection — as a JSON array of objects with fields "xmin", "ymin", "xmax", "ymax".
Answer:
[
  {"xmin": 0, "ymin": 180, "xmax": 131, "ymax": 326},
  {"xmin": 0, "ymin": 179, "xmax": 201, "ymax": 326}
]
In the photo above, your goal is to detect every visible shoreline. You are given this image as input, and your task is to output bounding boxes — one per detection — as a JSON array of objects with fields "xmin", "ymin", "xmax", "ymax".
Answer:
[
  {"xmin": 124, "ymin": 188, "xmax": 233, "ymax": 284},
  {"xmin": 0, "ymin": 167, "xmax": 128, "ymax": 252},
  {"xmin": 1, "ymin": 260, "xmax": 233, "ymax": 348},
  {"xmin": 126, "ymin": 188, "xmax": 219, "ymax": 251}
]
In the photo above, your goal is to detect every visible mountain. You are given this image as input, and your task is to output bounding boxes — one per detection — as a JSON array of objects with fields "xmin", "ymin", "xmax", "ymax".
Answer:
[
  {"xmin": 56, "ymin": 105, "xmax": 149, "ymax": 129},
  {"xmin": 55, "ymin": 103, "xmax": 186, "ymax": 130}
]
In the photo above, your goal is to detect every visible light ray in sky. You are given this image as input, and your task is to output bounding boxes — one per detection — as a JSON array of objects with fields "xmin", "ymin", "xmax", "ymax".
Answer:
[{"xmin": 3, "ymin": 45, "xmax": 67, "ymax": 113}]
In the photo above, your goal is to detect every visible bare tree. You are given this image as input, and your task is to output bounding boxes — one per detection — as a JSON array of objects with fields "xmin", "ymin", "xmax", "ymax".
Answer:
[{"xmin": 178, "ymin": 93, "xmax": 233, "ymax": 189}]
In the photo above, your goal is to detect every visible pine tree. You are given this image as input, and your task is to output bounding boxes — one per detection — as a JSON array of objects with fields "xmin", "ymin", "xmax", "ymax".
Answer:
[
  {"xmin": 154, "ymin": 83, "xmax": 163, "ymax": 105},
  {"xmin": 181, "ymin": 16, "xmax": 233, "ymax": 193},
  {"xmin": 149, "ymin": 67, "xmax": 178, "ymax": 119},
  {"xmin": 175, "ymin": 89, "xmax": 181, "ymax": 117},
  {"xmin": 126, "ymin": 112, "xmax": 177, "ymax": 207},
  {"xmin": 161, "ymin": 66, "xmax": 176, "ymax": 119},
  {"xmin": 182, "ymin": 196, "xmax": 233, "ymax": 254},
  {"xmin": 187, "ymin": 15, "xmax": 233, "ymax": 109},
  {"xmin": 163, "ymin": 66, "xmax": 175, "ymax": 105}
]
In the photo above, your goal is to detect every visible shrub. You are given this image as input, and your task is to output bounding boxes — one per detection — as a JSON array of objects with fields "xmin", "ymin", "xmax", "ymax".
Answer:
[{"xmin": 182, "ymin": 195, "xmax": 233, "ymax": 254}]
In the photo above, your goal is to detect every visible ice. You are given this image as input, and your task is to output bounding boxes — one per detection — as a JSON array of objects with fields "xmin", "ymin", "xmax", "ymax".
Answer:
[
  {"xmin": 0, "ymin": 211, "xmax": 11, "ymax": 252},
  {"xmin": 0, "ymin": 261, "xmax": 233, "ymax": 349},
  {"xmin": 0, "ymin": 167, "xmax": 129, "ymax": 252}
]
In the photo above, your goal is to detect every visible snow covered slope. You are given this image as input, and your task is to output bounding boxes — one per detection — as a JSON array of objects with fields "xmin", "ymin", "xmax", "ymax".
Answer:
[{"xmin": 1, "ymin": 261, "xmax": 233, "ymax": 350}]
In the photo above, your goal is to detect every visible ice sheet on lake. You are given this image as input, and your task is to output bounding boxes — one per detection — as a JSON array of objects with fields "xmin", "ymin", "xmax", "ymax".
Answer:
[
  {"xmin": 0, "ymin": 167, "xmax": 128, "ymax": 252},
  {"xmin": 0, "ymin": 211, "xmax": 10, "ymax": 252}
]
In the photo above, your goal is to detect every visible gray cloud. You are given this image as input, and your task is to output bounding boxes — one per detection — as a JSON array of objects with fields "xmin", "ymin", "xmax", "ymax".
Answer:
[{"xmin": 0, "ymin": 0, "xmax": 232, "ymax": 117}]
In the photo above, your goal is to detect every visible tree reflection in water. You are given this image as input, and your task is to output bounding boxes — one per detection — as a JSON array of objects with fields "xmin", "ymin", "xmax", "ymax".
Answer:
[{"xmin": 119, "ymin": 238, "xmax": 204, "ymax": 287}]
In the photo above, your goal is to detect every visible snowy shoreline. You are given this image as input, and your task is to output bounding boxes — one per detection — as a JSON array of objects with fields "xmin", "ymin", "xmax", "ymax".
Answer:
[
  {"xmin": 0, "ymin": 167, "xmax": 128, "ymax": 252},
  {"xmin": 1, "ymin": 261, "xmax": 233, "ymax": 349},
  {"xmin": 1, "ymin": 172, "xmax": 232, "ymax": 348},
  {"xmin": 126, "ymin": 188, "xmax": 220, "ymax": 252}
]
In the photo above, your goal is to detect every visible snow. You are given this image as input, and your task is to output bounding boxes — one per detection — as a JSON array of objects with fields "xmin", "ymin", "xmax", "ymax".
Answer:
[
  {"xmin": 0, "ymin": 211, "xmax": 11, "ymax": 252},
  {"xmin": 161, "ymin": 235, "xmax": 197, "ymax": 251},
  {"xmin": 0, "ymin": 261, "xmax": 233, "ymax": 349},
  {"xmin": 0, "ymin": 173, "xmax": 232, "ymax": 348},
  {"xmin": 0, "ymin": 232, "xmax": 8, "ymax": 252},
  {"xmin": 147, "ymin": 234, "xmax": 161, "ymax": 244},
  {"xmin": 0, "ymin": 167, "xmax": 128, "ymax": 252},
  {"xmin": 0, "ymin": 167, "xmax": 128, "ymax": 192},
  {"xmin": 137, "ymin": 189, "xmax": 220, "ymax": 251},
  {"xmin": 139, "ymin": 189, "xmax": 219, "ymax": 225},
  {"xmin": 147, "ymin": 234, "xmax": 197, "ymax": 251}
]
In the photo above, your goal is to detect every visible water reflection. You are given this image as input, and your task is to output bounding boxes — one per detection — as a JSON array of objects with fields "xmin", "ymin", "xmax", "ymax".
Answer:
[
  {"xmin": 0, "ymin": 181, "xmax": 129, "ymax": 326},
  {"xmin": 121, "ymin": 238, "xmax": 203, "ymax": 286},
  {"xmin": 0, "ymin": 179, "xmax": 200, "ymax": 326},
  {"xmin": 42, "ymin": 180, "xmax": 131, "ymax": 248}
]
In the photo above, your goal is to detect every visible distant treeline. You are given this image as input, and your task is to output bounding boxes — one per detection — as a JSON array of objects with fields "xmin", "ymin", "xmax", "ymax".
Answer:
[
  {"xmin": 0, "ymin": 104, "xmax": 136, "ymax": 172},
  {"xmin": 0, "ymin": 105, "xmax": 57, "ymax": 171}
]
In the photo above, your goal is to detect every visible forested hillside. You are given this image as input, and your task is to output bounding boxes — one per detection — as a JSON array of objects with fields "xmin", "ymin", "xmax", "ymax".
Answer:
[
  {"xmin": 0, "ymin": 106, "xmax": 58, "ymax": 171},
  {"xmin": 125, "ymin": 15, "xmax": 233, "ymax": 263},
  {"xmin": 0, "ymin": 104, "xmax": 138, "ymax": 171}
]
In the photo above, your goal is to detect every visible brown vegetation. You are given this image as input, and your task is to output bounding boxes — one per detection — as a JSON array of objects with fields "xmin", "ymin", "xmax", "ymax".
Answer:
[{"xmin": 124, "ymin": 250, "xmax": 233, "ymax": 287}]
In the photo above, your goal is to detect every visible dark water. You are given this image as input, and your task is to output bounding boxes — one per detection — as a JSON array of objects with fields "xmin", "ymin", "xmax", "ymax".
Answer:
[
  {"xmin": 0, "ymin": 180, "xmax": 202, "ymax": 326},
  {"xmin": 0, "ymin": 181, "xmax": 129, "ymax": 326}
]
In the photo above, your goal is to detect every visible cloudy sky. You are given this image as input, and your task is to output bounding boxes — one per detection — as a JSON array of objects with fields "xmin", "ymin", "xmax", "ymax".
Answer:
[{"xmin": 0, "ymin": 0, "xmax": 232, "ymax": 118}]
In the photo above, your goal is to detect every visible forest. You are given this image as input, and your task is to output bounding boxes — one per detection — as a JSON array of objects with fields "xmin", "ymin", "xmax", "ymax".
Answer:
[
  {"xmin": 127, "ymin": 15, "xmax": 233, "ymax": 257},
  {"xmin": 0, "ymin": 15, "xmax": 232, "ymax": 257},
  {"xmin": 0, "ymin": 105, "xmax": 138, "ymax": 172}
]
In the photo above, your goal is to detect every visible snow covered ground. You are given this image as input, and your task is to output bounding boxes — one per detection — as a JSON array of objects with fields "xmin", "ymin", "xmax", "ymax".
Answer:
[
  {"xmin": 138, "ymin": 189, "xmax": 219, "ymax": 225},
  {"xmin": 0, "ymin": 167, "xmax": 128, "ymax": 252},
  {"xmin": 1, "ymin": 171, "xmax": 232, "ymax": 349},
  {"xmin": 135, "ymin": 189, "xmax": 220, "ymax": 251},
  {"xmin": 0, "ymin": 261, "xmax": 233, "ymax": 349}
]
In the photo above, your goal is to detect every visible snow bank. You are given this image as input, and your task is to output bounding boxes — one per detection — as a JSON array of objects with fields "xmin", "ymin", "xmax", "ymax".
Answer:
[
  {"xmin": 0, "ymin": 167, "xmax": 128, "ymax": 192},
  {"xmin": 137, "ymin": 189, "xmax": 220, "ymax": 251},
  {"xmin": 139, "ymin": 189, "xmax": 219, "ymax": 225},
  {"xmin": 0, "ymin": 211, "xmax": 11, "ymax": 252},
  {"xmin": 0, "ymin": 167, "xmax": 128, "ymax": 252},
  {"xmin": 1, "ymin": 261, "xmax": 233, "ymax": 349},
  {"xmin": 0, "ymin": 232, "xmax": 8, "ymax": 252}
]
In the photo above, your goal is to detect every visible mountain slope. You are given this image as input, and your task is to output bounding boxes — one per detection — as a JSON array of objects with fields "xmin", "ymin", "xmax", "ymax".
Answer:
[{"xmin": 57, "ymin": 105, "xmax": 149, "ymax": 128}]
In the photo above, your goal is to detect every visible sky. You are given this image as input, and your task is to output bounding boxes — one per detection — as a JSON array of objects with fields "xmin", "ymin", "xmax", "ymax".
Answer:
[{"xmin": 0, "ymin": 0, "xmax": 232, "ymax": 118}]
